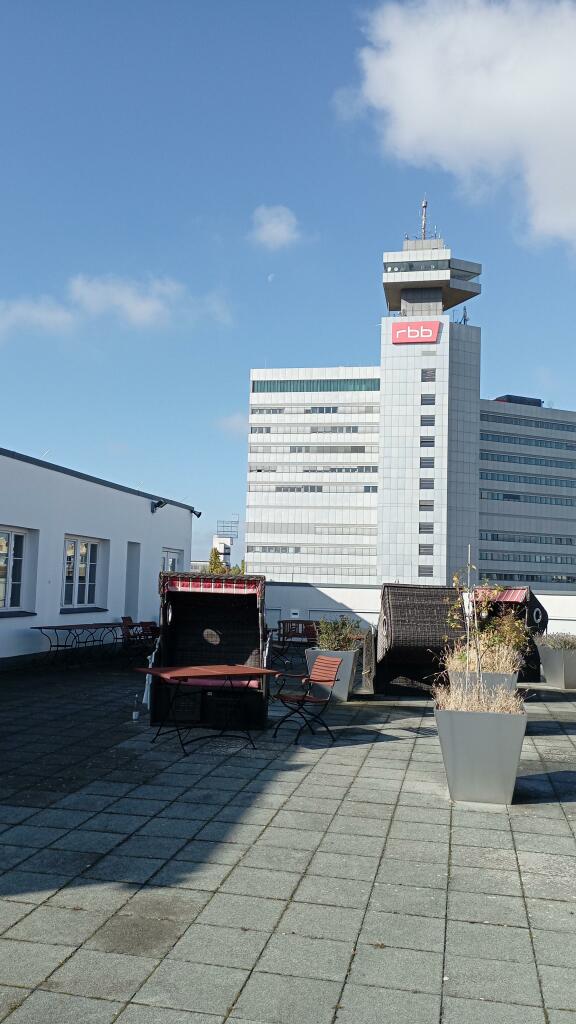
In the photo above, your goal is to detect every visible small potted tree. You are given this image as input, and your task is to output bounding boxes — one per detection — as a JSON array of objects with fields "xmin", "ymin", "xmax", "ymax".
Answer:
[
  {"xmin": 536, "ymin": 633, "xmax": 576, "ymax": 689},
  {"xmin": 435, "ymin": 560, "xmax": 527, "ymax": 804},
  {"xmin": 306, "ymin": 616, "xmax": 362, "ymax": 702}
]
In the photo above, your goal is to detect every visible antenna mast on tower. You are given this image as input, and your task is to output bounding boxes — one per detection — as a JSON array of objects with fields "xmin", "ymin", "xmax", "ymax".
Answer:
[{"xmin": 421, "ymin": 196, "xmax": 428, "ymax": 241}]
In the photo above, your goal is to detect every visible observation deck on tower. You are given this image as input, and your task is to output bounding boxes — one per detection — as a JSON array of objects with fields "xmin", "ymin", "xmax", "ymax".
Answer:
[{"xmin": 383, "ymin": 202, "xmax": 482, "ymax": 316}]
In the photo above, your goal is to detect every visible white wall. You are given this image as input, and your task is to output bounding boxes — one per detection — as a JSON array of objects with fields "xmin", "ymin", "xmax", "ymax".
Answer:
[
  {"xmin": 264, "ymin": 582, "xmax": 381, "ymax": 629},
  {"xmin": 0, "ymin": 453, "xmax": 193, "ymax": 659},
  {"xmin": 534, "ymin": 592, "xmax": 576, "ymax": 634},
  {"xmin": 264, "ymin": 583, "xmax": 576, "ymax": 639}
]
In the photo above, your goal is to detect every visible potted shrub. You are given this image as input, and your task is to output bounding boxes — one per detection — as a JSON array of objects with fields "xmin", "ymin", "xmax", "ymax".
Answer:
[
  {"xmin": 435, "ymin": 558, "xmax": 527, "ymax": 804},
  {"xmin": 444, "ymin": 634, "xmax": 522, "ymax": 693},
  {"xmin": 305, "ymin": 616, "xmax": 362, "ymax": 702},
  {"xmin": 434, "ymin": 676, "xmax": 527, "ymax": 804},
  {"xmin": 536, "ymin": 633, "xmax": 576, "ymax": 689}
]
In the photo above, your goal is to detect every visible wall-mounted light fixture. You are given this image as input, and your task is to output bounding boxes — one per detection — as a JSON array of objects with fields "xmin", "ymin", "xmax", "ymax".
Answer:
[{"xmin": 150, "ymin": 499, "xmax": 168, "ymax": 514}]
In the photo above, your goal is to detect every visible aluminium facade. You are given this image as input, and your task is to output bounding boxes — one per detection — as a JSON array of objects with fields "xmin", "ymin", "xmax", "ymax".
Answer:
[{"xmin": 246, "ymin": 234, "xmax": 576, "ymax": 592}]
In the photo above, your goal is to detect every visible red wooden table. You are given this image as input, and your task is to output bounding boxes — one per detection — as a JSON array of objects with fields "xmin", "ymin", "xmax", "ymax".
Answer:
[{"xmin": 141, "ymin": 664, "xmax": 280, "ymax": 750}]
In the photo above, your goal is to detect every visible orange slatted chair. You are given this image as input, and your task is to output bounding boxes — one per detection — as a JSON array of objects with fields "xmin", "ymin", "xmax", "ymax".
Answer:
[{"xmin": 272, "ymin": 654, "xmax": 342, "ymax": 745}]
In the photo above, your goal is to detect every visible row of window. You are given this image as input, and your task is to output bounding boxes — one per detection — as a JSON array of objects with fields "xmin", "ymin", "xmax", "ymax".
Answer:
[
  {"xmin": 250, "ymin": 465, "xmax": 378, "ymax": 475},
  {"xmin": 483, "ymin": 571, "xmax": 576, "ymax": 585},
  {"xmin": 250, "ymin": 425, "xmax": 379, "ymax": 435},
  {"xmin": 247, "ymin": 564, "xmax": 377, "ymax": 577},
  {"xmin": 246, "ymin": 524, "xmax": 378, "ymax": 536},
  {"xmin": 480, "ymin": 431, "xmax": 576, "ymax": 453},
  {"xmin": 420, "ymin": 479, "xmax": 434, "ymax": 490},
  {"xmin": 481, "ymin": 411, "xmax": 576, "ymax": 434},
  {"xmin": 251, "ymin": 405, "xmax": 380, "ymax": 415},
  {"xmin": 480, "ymin": 450, "xmax": 576, "ymax": 472},
  {"xmin": 418, "ymin": 566, "xmax": 434, "ymax": 577},
  {"xmin": 419, "ymin": 544, "xmax": 434, "ymax": 555},
  {"xmin": 421, "ymin": 368, "xmax": 436, "ymax": 382},
  {"xmin": 480, "ymin": 551, "xmax": 576, "ymax": 566},
  {"xmin": 480, "ymin": 489, "xmax": 576, "ymax": 508},
  {"xmin": 421, "ymin": 437, "xmax": 435, "ymax": 447},
  {"xmin": 421, "ymin": 395, "xmax": 436, "ymax": 406},
  {"xmin": 480, "ymin": 470, "xmax": 576, "ymax": 490},
  {"xmin": 249, "ymin": 444, "xmax": 377, "ymax": 455},
  {"xmin": 0, "ymin": 527, "xmax": 182, "ymax": 613},
  {"xmin": 251, "ymin": 379, "xmax": 380, "ymax": 393},
  {"xmin": 246, "ymin": 544, "xmax": 377, "ymax": 556},
  {"xmin": 479, "ymin": 530, "xmax": 576, "ymax": 547},
  {"xmin": 258, "ymin": 485, "xmax": 379, "ymax": 494}
]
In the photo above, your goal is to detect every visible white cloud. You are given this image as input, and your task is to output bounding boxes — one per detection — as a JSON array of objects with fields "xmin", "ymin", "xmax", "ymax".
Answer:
[
  {"xmin": 347, "ymin": 0, "xmax": 576, "ymax": 246},
  {"xmin": 250, "ymin": 205, "xmax": 301, "ymax": 250},
  {"xmin": 217, "ymin": 412, "xmax": 248, "ymax": 436},
  {"xmin": 0, "ymin": 275, "xmax": 233, "ymax": 341},
  {"xmin": 69, "ymin": 275, "xmax": 183, "ymax": 327},
  {"xmin": 0, "ymin": 297, "xmax": 75, "ymax": 337}
]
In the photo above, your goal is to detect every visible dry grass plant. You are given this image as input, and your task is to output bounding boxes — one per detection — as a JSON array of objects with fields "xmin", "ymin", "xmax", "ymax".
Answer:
[
  {"xmin": 444, "ymin": 638, "xmax": 522, "ymax": 675},
  {"xmin": 434, "ymin": 677, "xmax": 525, "ymax": 714},
  {"xmin": 538, "ymin": 632, "xmax": 576, "ymax": 650}
]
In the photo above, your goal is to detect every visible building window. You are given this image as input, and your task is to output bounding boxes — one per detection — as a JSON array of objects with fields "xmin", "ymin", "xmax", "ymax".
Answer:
[
  {"xmin": 421, "ymin": 415, "xmax": 435, "ymax": 427},
  {"xmin": 62, "ymin": 537, "xmax": 99, "ymax": 607},
  {"xmin": 420, "ymin": 437, "xmax": 435, "ymax": 447},
  {"xmin": 421, "ymin": 395, "xmax": 436, "ymax": 406},
  {"xmin": 364, "ymin": 485, "xmax": 378, "ymax": 493},
  {"xmin": 162, "ymin": 549, "xmax": 183, "ymax": 572},
  {"xmin": 419, "ymin": 501, "xmax": 434, "ymax": 511},
  {"xmin": 419, "ymin": 523, "xmax": 433, "ymax": 533},
  {"xmin": 420, "ymin": 458, "xmax": 435, "ymax": 469},
  {"xmin": 0, "ymin": 530, "xmax": 24, "ymax": 609},
  {"xmin": 252, "ymin": 379, "xmax": 380, "ymax": 394},
  {"xmin": 421, "ymin": 369, "xmax": 436, "ymax": 382},
  {"xmin": 420, "ymin": 479, "xmax": 434, "ymax": 489},
  {"xmin": 418, "ymin": 566, "xmax": 434, "ymax": 577},
  {"xmin": 419, "ymin": 544, "xmax": 434, "ymax": 555}
]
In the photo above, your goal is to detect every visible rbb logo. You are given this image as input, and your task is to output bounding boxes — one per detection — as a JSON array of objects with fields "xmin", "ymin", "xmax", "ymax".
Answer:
[{"xmin": 392, "ymin": 321, "xmax": 441, "ymax": 344}]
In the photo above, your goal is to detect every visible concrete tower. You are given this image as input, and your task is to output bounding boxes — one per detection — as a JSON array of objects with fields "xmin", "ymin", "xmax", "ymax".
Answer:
[{"xmin": 377, "ymin": 207, "xmax": 482, "ymax": 584}]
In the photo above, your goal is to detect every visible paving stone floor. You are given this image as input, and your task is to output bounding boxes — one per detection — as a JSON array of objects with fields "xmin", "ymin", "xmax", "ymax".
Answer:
[{"xmin": 0, "ymin": 668, "xmax": 575, "ymax": 1022}]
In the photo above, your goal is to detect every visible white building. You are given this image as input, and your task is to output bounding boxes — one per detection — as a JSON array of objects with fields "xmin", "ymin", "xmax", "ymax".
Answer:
[
  {"xmin": 246, "ymin": 224, "xmax": 576, "ymax": 596},
  {"xmin": 0, "ymin": 447, "xmax": 199, "ymax": 661},
  {"xmin": 246, "ymin": 366, "xmax": 380, "ymax": 585}
]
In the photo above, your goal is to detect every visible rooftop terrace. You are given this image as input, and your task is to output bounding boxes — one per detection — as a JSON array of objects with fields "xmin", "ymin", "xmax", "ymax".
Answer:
[{"xmin": 0, "ymin": 669, "xmax": 575, "ymax": 1023}]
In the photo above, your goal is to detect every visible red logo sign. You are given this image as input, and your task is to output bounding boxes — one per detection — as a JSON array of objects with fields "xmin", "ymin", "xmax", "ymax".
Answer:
[{"xmin": 392, "ymin": 321, "xmax": 441, "ymax": 344}]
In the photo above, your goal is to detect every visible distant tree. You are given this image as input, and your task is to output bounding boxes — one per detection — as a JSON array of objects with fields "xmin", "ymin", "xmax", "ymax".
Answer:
[
  {"xmin": 208, "ymin": 547, "xmax": 226, "ymax": 574},
  {"xmin": 229, "ymin": 559, "xmax": 246, "ymax": 577}
]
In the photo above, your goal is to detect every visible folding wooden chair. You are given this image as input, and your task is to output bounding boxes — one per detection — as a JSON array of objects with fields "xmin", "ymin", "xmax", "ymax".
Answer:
[{"xmin": 272, "ymin": 654, "xmax": 342, "ymax": 744}]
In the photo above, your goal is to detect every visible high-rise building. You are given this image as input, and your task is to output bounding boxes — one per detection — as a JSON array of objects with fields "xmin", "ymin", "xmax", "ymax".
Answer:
[{"xmin": 246, "ymin": 220, "xmax": 576, "ymax": 591}]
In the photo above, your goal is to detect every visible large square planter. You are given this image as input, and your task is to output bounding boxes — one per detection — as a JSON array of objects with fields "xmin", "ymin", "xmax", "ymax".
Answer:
[
  {"xmin": 305, "ymin": 648, "xmax": 359, "ymax": 702},
  {"xmin": 448, "ymin": 671, "xmax": 518, "ymax": 693},
  {"xmin": 435, "ymin": 708, "xmax": 527, "ymax": 804},
  {"xmin": 537, "ymin": 646, "xmax": 576, "ymax": 689}
]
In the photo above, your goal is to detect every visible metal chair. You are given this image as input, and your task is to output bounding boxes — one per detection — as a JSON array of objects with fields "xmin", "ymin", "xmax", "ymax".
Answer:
[{"xmin": 272, "ymin": 654, "xmax": 342, "ymax": 744}]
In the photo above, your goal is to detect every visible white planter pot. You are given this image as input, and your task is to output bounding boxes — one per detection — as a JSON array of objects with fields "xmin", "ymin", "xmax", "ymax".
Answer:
[
  {"xmin": 537, "ymin": 646, "xmax": 576, "ymax": 689},
  {"xmin": 448, "ymin": 671, "xmax": 518, "ymax": 693},
  {"xmin": 435, "ymin": 708, "xmax": 527, "ymax": 805},
  {"xmin": 305, "ymin": 648, "xmax": 359, "ymax": 702}
]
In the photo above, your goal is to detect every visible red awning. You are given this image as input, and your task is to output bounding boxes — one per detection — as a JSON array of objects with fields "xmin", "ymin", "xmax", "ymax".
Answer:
[{"xmin": 474, "ymin": 587, "xmax": 528, "ymax": 604}]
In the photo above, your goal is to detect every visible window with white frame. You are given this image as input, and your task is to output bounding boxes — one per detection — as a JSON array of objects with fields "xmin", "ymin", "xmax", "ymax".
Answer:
[
  {"xmin": 0, "ymin": 529, "xmax": 25, "ymax": 609},
  {"xmin": 162, "ymin": 548, "xmax": 183, "ymax": 572},
  {"xmin": 62, "ymin": 537, "xmax": 99, "ymax": 607}
]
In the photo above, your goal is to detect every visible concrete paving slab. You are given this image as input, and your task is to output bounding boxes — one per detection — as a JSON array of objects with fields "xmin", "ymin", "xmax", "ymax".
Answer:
[
  {"xmin": 3, "ymin": 990, "xmax": 121, "ymax": 1024},
  {"xmin": 43, "ymin": 948, "xmax": 159, "ymax": 1001},
  {"xmin": 134, "ymin": 959, "xmax": 247, "ymax": 1014}
]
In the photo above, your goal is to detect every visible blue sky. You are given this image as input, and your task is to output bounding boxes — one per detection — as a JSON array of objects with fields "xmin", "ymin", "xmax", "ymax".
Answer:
[{"xmin": 1, "ymin": 0, "xmax": 575, "ymax": 558}]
